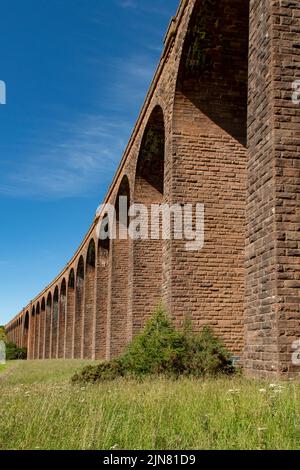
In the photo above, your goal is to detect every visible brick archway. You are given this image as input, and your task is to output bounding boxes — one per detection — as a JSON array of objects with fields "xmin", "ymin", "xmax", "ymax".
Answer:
[
  {"xmin": 58, "ymin": 279, "xmax": 67, "ymax": 358},
  {"xmin": 84, "ymin": 239, "xmax": 96, "ymax": 359},
  {"xmin": 45, "ymin": 293, "xmax": 52, "ymax": 359},
  {"xmin": 34, "ymin": 303, "xmax": 40, "ymax": 359},
  {"xmin": 132, "ymin": 105, "xmax": 165, "ymax": 336},
  {"xmin": 29, "ymin": 306, "xmax": 36, "ymax": 359},
  {"xmin": 66, "ymin": 269, "xmax": 75, "ymax": 358},
  {"xmin": 74, "ymin": 256, "xmax": 85, "ymax": 358},
  {"xmin": 52, "ymin": 286, "xmax": 59, "ymax": 358},
  {"xmin": 23, "ymin": 311, "xmax": 30, "ymax": 353},
  {"xmin": 110, "ymin": 176, "xmax": 131, "ymax": 358},
  {"xmin": 169, "ymin": 0, "xmax": 249, "ymax": 352},
  {"xmin": 39, "ymin": 298, "xmax": 46, "ymax": 358},
  {"xmin": 94, "ymin": 216, "xmax": 110, "ymax": 360}
]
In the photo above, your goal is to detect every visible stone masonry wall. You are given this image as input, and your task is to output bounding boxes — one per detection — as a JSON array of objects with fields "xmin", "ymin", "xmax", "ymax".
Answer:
[{"xmin": 5, "ymin": 0, "xmax": 300, "ymax": 378}]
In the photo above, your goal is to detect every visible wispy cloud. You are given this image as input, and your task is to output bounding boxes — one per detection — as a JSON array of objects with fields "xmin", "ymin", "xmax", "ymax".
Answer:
[
  {"xmin": 0, "ymin": 114, "xmax": 131, "ymax": 200},
  {"xmin": 100, "ymin": 53, "xmax": 157, "ymax": 114},
  {"xmin": 0, "ymin": 5, "xmax": 165, "ymax": 202},
  {"xmin": 118, "ymin": 0, "xmax": 137, "ymax": 8},
  {"xmin": 116, "ymin": 0, "xmax": 173, "ymax": 17},
  {"xmin": 0, "ymin": 53, "xmax": 156, "ymax": 200}
]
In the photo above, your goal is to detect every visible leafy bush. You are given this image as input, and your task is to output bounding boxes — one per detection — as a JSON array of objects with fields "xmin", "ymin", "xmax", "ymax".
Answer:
[
  {"xmin": 120, "ymin": 305, "xmax": 186, "ymax": 377},
  {"xmin": 182, "ymin": 322, "xmax": 234, "ymax": 376},
  {"xmin": 5, "ymin": 342, "xmax": 27, "ymax": 360},
  {"xmin": 72, "ymin": 360, "xmax": 124, "ymax": 384},
  {"xmin": 72, "ymin": 305, "xmax": 235, "ymax": 384},
  {"xmin": 0, "ymin": 326, "xmax": 6, "ymax": 342}
]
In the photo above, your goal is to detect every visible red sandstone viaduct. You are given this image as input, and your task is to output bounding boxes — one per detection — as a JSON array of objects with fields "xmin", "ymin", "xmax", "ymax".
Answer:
[{"xmin": 5, "ymin": 0, "xmax": 300, "ymax": 378}]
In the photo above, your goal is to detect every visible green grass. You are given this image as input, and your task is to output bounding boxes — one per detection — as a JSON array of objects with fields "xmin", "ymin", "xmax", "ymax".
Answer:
[
  {"xmin": 0, "ymin": 360, "xmax": 299, "ymax": 450},
  {"xmin": 0, "ymin": 363, "xmax": 8, "ymax": 374}
]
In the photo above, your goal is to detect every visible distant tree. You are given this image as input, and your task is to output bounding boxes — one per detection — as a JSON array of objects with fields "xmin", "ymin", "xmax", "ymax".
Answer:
[{"xmin": 0, "ymin": 326, "xmax": 6, "ymax": 342}]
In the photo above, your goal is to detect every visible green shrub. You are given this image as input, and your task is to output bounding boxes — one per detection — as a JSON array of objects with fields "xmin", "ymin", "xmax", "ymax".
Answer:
[
  {"xmin": 0, "ymin": 326, "xmax": 6, "ymax": 342},
  {"xmin": 72, "ymin": 360, "xmax": 124, "ymax": 384},
  {"xmin": 5, "ymin": 342, "xmax": 27, "ymax": 360},
  {"xmin": 182, "ymin": 322, "xmax": 234, "ymax": 376},
  {"xmin": 120, "ymin": 305, "xmax": 186, "ymax": 377},
  {"xmin": 72, "ymin": 305, "xmax": 235, "ymax": 384}
]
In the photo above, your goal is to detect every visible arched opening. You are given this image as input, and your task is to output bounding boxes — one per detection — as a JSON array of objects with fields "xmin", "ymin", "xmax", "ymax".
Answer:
[
  {"xmin": 17, "ymin": 318, "xmax": 20, "ymax": 347},
  {"xmin": 29, "ymin": 306, "xmax": 36, "ymax": 359},
  {"xmin": 14, "ymin": 321, "xmax": 17, "ymax": 346},
  {"xmin": 51, "ymin": 287, "xmax": 59, "ymax": 359},
  {"xmin": 19, "ymin": 317, "xmax": 23, "ymax": 349},
  {"xmin": 74, "ymin": 257, "xmax": 84, "ymax": 358},
  {"xmin": 58, "ymin": 279, "xmax": 67, "ymax": 358},
  {"xmin": 95, "ymin": 216, "xmax": 110, "ymax": 360},
  {"xmin": 132, "ymin": 106, "xmax": 165, "ymax": 335},
  {"xmin": 35, "ymin": 303, "xmax": 40, "ymax": 359},
  {"xmin": 23, "ymin": 311, "xmax": 29, "ymax": 352},
  {"xmin": 110, "ymin": 176, "xmax": 130, "ymax": 358},
  {"xmin": 65, "ymin": 269, "xmax": 75, "ymax": 358},
  {"xmin": 18, "ymin": 318, "xmax": 21, "ymax": 347},
  {"xmin": 45, "ymin": 293, "xmax": 52, "ymax": 359},
  {"xmin": 84, "ymin": 239, "xmax": 96, "ymax": 359},
  {"xmin": 171, "ymin": 0, "xmax": 249, "ymax": 352},
  {"xmin": 176, "ymin": 0, "xmax": 249, "ymax": 144},
  {"xmin": 39, "ymin": 298, "xmax": 46, "ymax": 358}
]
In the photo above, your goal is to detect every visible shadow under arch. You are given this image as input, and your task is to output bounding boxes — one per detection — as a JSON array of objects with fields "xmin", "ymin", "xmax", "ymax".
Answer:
[
  {"xmin": 51, "ymin": 286, "xmax": 59, "ymax": 359},
  {"xmin": 84, "ymin": 238, "xmax": 96, "ymax": 359},
  {"xmin": 34, "ymin": 302, "xmax": 40, "ymax": 359},
  {"xmin": 110, "ymin": 175, "xmax": 131, "ymax": 358},
  {"xmin": 19, "ymin": 317, "xmax": 23, "ymax": 348},
  {"xmin": 23, "ymin": 311, "xmax": 30, "ymax": 352},
  {"xmin": 65, "ymin": 269, "xmax": 75, "ymax": 358},
  {"xmin": 74, "ymin": 256, "xmax": 85, "ymax": 358},
  {"xmin": 39, "ymin": 298, "xmax": 46, "ymax": 358},
  {"xmin": 132, "ymin": 105, "xmax": 165, "ymax": 336},
  {"xmin": 170, "ymin": 0, "xmax": 249, "ymax": 352},
  {"xmin": 45, "ymin": 293, "xmax": 52, "ymax": 359},
  {"xmin": 175, "ymin": 0, "xmax": 249, "ymax": 146},
  {"xmin": 29, "ymin": 306, "xmax": 36, "ymax": 359},
  {"xmin": 95, "ymin": 215, "xmax": 110, "ymax": 360},
  {"xmin": 58, "ymin": 279, "xmax": 67, "ymax": 358}
]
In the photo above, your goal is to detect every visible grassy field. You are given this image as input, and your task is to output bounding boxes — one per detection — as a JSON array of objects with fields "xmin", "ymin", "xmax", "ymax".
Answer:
[
  {"xmin": 0, "ymin": 360, "xmax": 299, "ymax": 450},
  {"xmin": 0, "ymin": 363, "xmax": 8, "ymax": 374}
]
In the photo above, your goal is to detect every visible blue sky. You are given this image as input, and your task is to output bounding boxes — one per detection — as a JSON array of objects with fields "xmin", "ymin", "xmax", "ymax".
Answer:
[{"xmin": 0, "ymin": 0, "xmax": 179, "ymax": 325}]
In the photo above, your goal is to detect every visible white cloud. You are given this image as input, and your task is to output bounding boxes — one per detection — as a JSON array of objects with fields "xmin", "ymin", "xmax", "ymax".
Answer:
[
  {"xmin": 0, "ymin": 52, "xmax": 157, "ymax": 200},
  {"xmin": 102, "ymin": 53, "xmax": 157, "ymax": 113},
  {"xmin": 117, "ymin": 0, "xmax": 173, "ymax": 17},
  {"xmin": 118, "ymin": 0, "xmax": 137, "ymax": 8},
  {"xmin": 0, "ymin": 115, "xmax": 131, "ymax": 200}
]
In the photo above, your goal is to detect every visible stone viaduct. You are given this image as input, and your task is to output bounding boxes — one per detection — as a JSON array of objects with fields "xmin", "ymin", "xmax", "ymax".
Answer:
[{"xmin": 5, "ymin": 0, "xmax": 300, "ymax": 378}]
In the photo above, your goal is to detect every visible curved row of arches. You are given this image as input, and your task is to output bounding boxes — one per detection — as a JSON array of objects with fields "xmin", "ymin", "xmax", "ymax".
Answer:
[
  {"xmin": 7, "ymin": 105, "xmax": 166, "ymax": 361},
  {"xmin": 5, "ymin": 0, "xmax": 252, "ymax": 363}
]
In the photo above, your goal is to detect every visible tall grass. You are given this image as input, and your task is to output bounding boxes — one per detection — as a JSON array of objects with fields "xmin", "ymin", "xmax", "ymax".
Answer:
[
  {"xmin": 0, "ymin": 364, "xmax": 8, "ymax": 374},
  {"xmin": 0, "ymin": 360, "xmax": 299, "ymax": 450}
]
